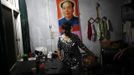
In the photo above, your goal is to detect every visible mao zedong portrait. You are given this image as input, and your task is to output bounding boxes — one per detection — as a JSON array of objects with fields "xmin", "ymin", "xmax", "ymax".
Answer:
[{"xmin": 59, "ymin": 0, "xmax": 79, "ymax": 27}]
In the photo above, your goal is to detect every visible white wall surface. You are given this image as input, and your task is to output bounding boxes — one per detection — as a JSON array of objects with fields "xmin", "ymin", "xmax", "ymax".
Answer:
[
  {"xmin": 26, "ymin": 0, "xmax": 123, "ymax": 58},
  {"xmin": 26, "ymin": 0, "xmax": 58, "ymax": 53}
]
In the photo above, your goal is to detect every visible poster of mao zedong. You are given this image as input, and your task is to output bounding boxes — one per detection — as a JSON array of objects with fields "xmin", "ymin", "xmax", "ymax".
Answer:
[{"xmin": 56, "ymin": 0, "xmax": 82, "ymax": 39}]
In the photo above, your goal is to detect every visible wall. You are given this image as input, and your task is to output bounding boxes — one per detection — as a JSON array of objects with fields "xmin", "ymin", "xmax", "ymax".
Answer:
[
  {"xmin": 78, "ymin": 0, "xmax": 123, "ymax": 57},
  {"xmin": 26, "ymin": 0, "xmax": 59, "ymax": 53},
  {"xmin": 26, "ymin": 0, "xmax": 123, "ymax": 58}
]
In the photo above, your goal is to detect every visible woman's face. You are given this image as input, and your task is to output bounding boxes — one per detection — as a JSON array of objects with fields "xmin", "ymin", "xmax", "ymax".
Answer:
[{"xmin": 61, "ymin": 2, "xmax": 74, "ymax": 20}]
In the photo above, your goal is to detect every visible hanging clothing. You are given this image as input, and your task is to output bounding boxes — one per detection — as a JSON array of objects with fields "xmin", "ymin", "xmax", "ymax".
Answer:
[
  {"xmin": 103, "ymin": 19, "xmax": 108, "ymax": 39},
  {"xmin": 100, "ymin": 18, "xmax": 112, "ymax": 40},
  {"xmin": 87, "ymin": 21, "xmax": 93, "ymax": 40},
  {"xmin": 92, "ymin": 24, "xmax": 97, "ymax": 41},
  {"xmin": 87, "ymin": 18, "xmax": 98, "ymax": 41},
  {"xmin": 94, "ymin": 22, "xmax": 101, "ymax": 41},
  {"xmin": 87, "ymin": 17, "xmax": 113, "ymax": 41},
  {"xmin": 106, "ymin": 19, "xmax": 113, "ymax": 39}
]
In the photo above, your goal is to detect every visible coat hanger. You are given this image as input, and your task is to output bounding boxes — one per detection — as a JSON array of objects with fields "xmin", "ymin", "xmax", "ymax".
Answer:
[
  {"xmin": 88, "ymin": 17, "xmax": 95, "ymax": 24},
  {"xmin": 95, "ymin": 17, "xmax": 101, "ymax": 23}
]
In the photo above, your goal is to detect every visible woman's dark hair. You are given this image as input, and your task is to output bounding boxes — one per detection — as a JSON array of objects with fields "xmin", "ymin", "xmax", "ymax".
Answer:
[{"xmin": 61, "ymin": 22, "xmax": 72, "ymax": 37}]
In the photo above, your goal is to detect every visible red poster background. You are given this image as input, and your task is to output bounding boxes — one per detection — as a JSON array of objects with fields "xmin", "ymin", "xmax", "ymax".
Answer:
[{"xmin": 56, "ymin": 0, "xmax": 82, "ymax": 39}]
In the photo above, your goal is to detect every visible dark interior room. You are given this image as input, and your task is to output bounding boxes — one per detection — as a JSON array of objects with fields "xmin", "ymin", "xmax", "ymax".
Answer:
[{"xmin": 0, "ymin": 0, "xmax": 134, "ymax": 75}]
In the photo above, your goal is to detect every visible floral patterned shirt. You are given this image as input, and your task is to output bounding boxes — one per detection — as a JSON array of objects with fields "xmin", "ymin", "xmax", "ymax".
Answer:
[{"xmin": 58, "ymin": 33, "xmax": 94, "ymax": 67}]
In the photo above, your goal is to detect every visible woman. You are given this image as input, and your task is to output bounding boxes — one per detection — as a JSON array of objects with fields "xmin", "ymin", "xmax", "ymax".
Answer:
[{"xmin": 57, "ymin": 22, "xmax": 96, "ymax": 75}]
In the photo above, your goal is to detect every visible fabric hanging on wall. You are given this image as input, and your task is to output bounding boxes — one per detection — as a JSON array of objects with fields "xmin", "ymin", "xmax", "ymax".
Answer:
[
  {"xmin": 94, "ymin": 22, "xmax": 101, "ymax": 40},
  {"xmin": 106, "ymin": 18, "xmax": 113, "ymax": 39},
  {"xmin": 87, "ymin": 17, "xmax": 113, "ymax": 41},
  {"xmin": 102, "ymin": 18, "xmax": 108, "ymax": 39},
  {"xmin": 92, "ymin": 24, "xmax": 97, "ymax": 41},
  {"xmin": 87, "ymin": 21, "xmax": 92, "ymax": 40},
  {"xmin": 87, "ymin": 21, "xmax": 97, "ymax": 41},
  {"xmin": 100, "ymin": 17, "xmax": 112, "ymax": 40},
  {"xmin": 19, "ymin": 0, "xmax": 31, "ymax": 54},
  {"xmin": 94, "ymin": 18, "xmax": 102, "ymax": 41}
]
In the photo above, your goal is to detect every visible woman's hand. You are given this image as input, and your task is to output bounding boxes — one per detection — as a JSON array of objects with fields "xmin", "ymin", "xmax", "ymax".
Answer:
[{"xmin": 56, "ymin": 50, "xmax": 63, "ymax": 61}]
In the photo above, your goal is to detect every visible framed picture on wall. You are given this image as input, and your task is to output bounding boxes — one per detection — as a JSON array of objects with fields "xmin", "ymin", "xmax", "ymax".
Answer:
[{"xmin": 56, "ymin": 0, "xmax": 82, "ymax": 39}]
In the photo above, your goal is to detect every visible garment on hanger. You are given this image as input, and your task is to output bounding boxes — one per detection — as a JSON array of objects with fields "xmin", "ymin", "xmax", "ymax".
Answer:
[
  {"xmin": 102, "ymin": 17, "xmax": 108, "ymax": 39},
  {"xmin": 94, "ymin": 21, "xmax": 101, "ymax": 41},
  {"xmin": 88, "ymin": 17, "xmax": 102, "ymax": 41},
  {"xmin": 92, "ymin": 24, "xmax": 97, "ymax": 41},
  {"xmin": 87, "ymin": 21, "xmax": 92, "ymax": 40},
  {"xmin": 100, "ymin": 16, "xmax": 112, "ymax": 40},
  {"xmin": 87, "ymin": 17, "xmax": 113, "ymax": 41},
  {"xmin": 87, "ymin": 17, "xmax": 95, "ymax": 40}
]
